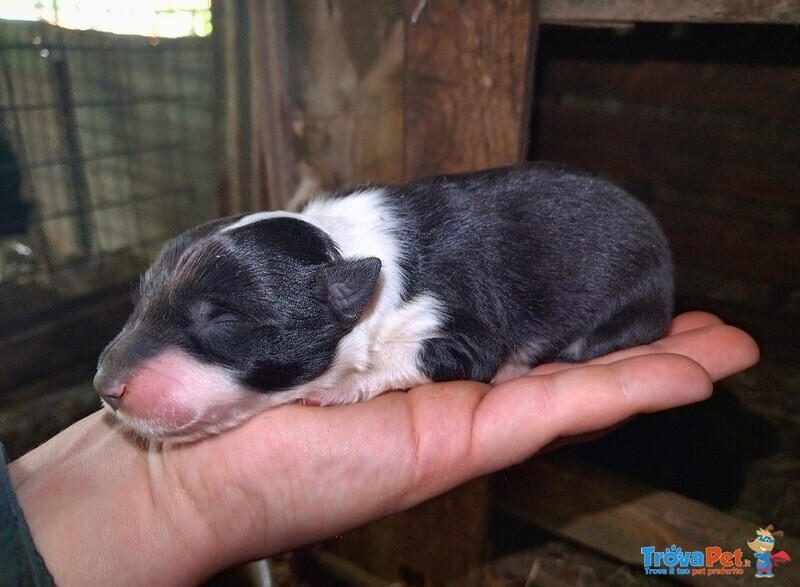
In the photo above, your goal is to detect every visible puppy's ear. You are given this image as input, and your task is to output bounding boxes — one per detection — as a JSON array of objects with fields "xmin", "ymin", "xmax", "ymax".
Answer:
[{"xmin": 318, "ymin": 257, "xmax": 381, "ymax": 326}]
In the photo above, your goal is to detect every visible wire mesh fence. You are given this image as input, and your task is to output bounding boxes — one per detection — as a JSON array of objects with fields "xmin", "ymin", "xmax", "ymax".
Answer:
[{"xmin": 0, "ymin": 16, "xmax": 218, "ymax": 327}]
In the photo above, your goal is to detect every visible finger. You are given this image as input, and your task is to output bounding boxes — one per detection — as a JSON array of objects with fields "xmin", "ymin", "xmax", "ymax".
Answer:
[
  {"xmin": 584, "ymin": 323, "xmax": 759, "ymax": 381},
  {"xmin": 515, "ymin": 312, "xmax": 729, "ymax": 378},
  {"xmin": 470, "ymin": 353, "xmax": 712, "ymax": 474},
  {"xmin": 666, "ymin": 311, "xmax": 724, "ymax": 335},
  {"xmin": 526, "ymin": 321, "xmax": 758, "ymax": 382}
]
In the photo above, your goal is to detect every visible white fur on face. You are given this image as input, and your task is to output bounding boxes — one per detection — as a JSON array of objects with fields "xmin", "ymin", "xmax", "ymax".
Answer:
[{"xmin": 220, "ymin": 210, "xmax": 327, "ymax": 233}]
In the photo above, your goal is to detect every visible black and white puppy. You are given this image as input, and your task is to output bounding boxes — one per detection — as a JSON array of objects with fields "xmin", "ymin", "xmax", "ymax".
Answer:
[{"xmin": 94, "ymin": 163, "xmax": 673, "ymax": 442}]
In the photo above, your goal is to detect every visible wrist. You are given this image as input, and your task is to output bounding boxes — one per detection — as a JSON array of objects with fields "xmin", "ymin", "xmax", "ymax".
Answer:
[{"xmin": 10, "ymin": 413, "xmax": 222, "ymax": 586}]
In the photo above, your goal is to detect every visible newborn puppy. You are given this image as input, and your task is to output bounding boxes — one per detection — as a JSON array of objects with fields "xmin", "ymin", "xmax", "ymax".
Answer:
[{"xmin": 95, "ymin": 163, "xmax": 673, "ymax": 442}]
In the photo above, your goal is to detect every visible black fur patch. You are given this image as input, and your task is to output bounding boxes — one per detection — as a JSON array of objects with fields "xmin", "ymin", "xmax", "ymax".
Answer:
[
  {"xmin": 380, "ymin": 163, "xmax": 673, "ymax": 381},
  {"xmin": 98, "ymin": 216, "xmax": 357, "ymax": 393}
]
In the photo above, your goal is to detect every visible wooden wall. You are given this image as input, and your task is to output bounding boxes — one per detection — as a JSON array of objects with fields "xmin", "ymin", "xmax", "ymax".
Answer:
[
  {"xmin": 530, "ymin": 24, "xmax": 800, "ymax": 329},
  {"xmin": 528, "ymin": 22, "xmax": 800, "ymax": 542}
]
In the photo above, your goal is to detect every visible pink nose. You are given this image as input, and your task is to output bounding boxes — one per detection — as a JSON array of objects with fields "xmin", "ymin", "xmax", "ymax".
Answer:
[
  {"xmin": 94, "ymin": 371, "xmax": 126, "ymax": 411},
  {"xmin": 100, "ymin": 384, "xmax": 125, "ymax": 410}
]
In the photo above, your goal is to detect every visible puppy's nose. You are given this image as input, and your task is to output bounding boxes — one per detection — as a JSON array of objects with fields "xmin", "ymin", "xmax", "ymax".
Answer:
[
  {"xmin": 94, "ymin": 371, "xmax": 126, "ymax": 411},
  {"xmin": 100, "ymin": 387, "xmax": 124, "ymax": 410}
]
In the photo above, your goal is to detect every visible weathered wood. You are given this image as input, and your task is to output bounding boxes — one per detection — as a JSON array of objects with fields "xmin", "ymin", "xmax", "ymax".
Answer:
[
  {"xmin": 355, "ymin": 1, "xmax": 538, "ymax": 583},
  {"xmin": 495, "ymin": 454, "xmax": 800, "ymax": 584},
  {"xmin": 533, "ymin": 97, "xmax": 800, "ymax": 285},
  {"xmin": 248, "ymin": 0, "xmax": 295, "ymax": 209},
  {"xmin": 286, "ymin": 0, "xmax": 406, "ymax": 192},
  {"xmin": 539, "ymin": 58, "xmax": 800, "ymax": 124},
  {"xmin": 404, "ymin": 0, "xmax": 536, "ymax": 177},
  {"xmin": 283, "ymin": 1, "xmax": 537, "ymax": 581},
  {"xmin": 652, "ymin": 200, "xmax": 800, "ymax": 287},
  {"xmin": 290, "ymin": 548, "xmax": 391, "ymax": 587},
  {"xmin": 213, "ymin": 0, "xmax": 257, "ymax": 214},
  {"xmin": 282, "ymin": 2, "xmax": 406, "ymax": 578},
  {"xmin": 538, "ymin": 0, "xmax": 800, "ymax": 24},
  {"xmin": 534, "ymin": 100, "xmax": 800, "ymax": 207},
  {"xmin": 463, "ymin": 542, "xmax": 675, "ymax": 585},
  {"xmin": 0, "ymin": 288, "xmax": 131, "ymax": 393},
  {"xmin": 396, "ymin": 482, "xmax": 491, "ymax": 584}
]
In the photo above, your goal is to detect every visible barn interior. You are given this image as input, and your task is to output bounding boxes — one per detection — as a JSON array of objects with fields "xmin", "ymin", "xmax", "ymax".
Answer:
[{"xmin": 1, "ymin": 2, "xmax": 798, "ymax": 585}]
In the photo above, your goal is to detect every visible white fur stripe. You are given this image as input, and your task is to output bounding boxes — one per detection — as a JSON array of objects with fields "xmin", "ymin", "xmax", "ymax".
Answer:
[{"xmin": 221, "ymin": 210, "xmax": 327, "ymax": 233}]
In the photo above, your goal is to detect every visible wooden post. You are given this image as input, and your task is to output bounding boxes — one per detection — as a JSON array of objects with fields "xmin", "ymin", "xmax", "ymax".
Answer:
[
  {"xmin": 403, "ymin": 0, "xmax": 536, "ymax": 178},
  {"xmin": 385, "ymin": 2, "xmax": 537, "ymax": 582},
  {"xmin": 285, "ymin": 0, "xmax": 406, "ymax": 193},
  {"xmin": 213, "ymin": 0, "xmax": 258, "ymax": 214},
  {"xmin": 279, "ymin": 0, "xmax": 537, "ymax": 582},
  {"xmin": 248, "ymin": 0, "xmax": 294, "ymax": 209}
]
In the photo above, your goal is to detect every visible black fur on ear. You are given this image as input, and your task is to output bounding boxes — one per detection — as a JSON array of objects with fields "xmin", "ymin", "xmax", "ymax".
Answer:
[{"xmin": 318, "ymin": 257, "xmax": 381, "ymax": 327}]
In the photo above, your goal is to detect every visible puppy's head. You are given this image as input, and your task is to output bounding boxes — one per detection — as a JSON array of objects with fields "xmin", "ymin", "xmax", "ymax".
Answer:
[{"xmin": 94, "ymin": 214, "xmax": 381, "ymax": 441}]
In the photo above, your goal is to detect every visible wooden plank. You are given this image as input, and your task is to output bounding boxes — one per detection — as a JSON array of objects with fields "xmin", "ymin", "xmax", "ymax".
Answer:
[
  {"xmin": 464, "ymin": 543, "xmax": 675, "ymax": 585},
  {"xmin": 538, "ymin": 0, "xmax": 800, "ymax": 24},
  {"xmin": 652, "ymin": 200, "xmax": 800, "ymax": 287},
  {"xmin": 213, "ymin": 0, "xmax": 257, "ymax": 214},
  {"xmin": 534, "ymin": 99, "xmax": 800, "ymax": 208},
  {"xmin": 534, "ymin": 102, "xmax": 800, "ymax": 285},
  {"xmin": 532, "ymin": 95, "xmax": 800, "ymax": 286},
  {"xmin": 539, "ymin": 59, "xmax": 800, "ymax": 124},
  {"xmin": 495, "ymin": 454, "xmax": 800, "ymax": 584},
  {"xmin": 404, "ymin": 0, "xmax": 536, "ymax": 177},
  {"xmin": 396, "ymin": 481, "xmax": 491, "ymax": 584}
]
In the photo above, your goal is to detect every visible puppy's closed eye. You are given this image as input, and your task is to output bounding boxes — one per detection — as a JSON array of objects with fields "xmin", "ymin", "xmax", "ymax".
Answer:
[
  {"xmin": 191, "ymin": 299, "xmax": 232, "ymax": 322},
  {"xmin": 188, "ymin": 300, "xmax": 247, "ymax": 348}
]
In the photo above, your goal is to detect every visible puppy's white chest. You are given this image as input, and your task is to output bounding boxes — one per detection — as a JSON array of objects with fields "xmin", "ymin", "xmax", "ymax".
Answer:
[{"xmin": 299, "ymin": 293, "xmax": 446, "ymax": 404}]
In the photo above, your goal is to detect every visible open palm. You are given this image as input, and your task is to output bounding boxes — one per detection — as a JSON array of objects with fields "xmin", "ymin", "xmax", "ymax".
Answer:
[{"xmin": 10, "ymin": 311, "xmax": 759, "ymax": 586}]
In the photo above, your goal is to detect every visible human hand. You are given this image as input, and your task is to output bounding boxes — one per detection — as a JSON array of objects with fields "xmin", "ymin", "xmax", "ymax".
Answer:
[{"xmin": 9, "ymin": 312, "xmax": 758, "ymax": 586}]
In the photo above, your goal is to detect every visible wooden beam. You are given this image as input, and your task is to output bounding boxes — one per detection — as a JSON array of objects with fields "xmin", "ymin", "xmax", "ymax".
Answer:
[
  {"xmin": 404, "ymin": 0, "xmax": 537, "ymax": 177},
  {"xmin": 285, "ymin": 1, "xmax": 538, "ymax": 582},
  {"xmin": 285, "ymin": 0, "xmax": 406, "ymax": 193},
  {"xmin": 389, "ymin": 1, "xmax": 537, "ymax": 583},
  {"xmin": 495, "ymin": 454, "xmax": 800, "ymax": 584},
  {"xmin": 213, "ymin": 0, "xmax": 256, "ymax": 214},
  {"xmin": 248, "ymin": 0, "xmax": 295, "ymax": 209},
  {"xmin": 538, "ymin": 0, "xmax": 800, "ymax": 25}
]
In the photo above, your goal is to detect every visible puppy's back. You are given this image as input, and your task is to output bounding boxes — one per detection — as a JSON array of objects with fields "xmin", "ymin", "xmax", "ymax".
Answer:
[{"xmin": 381, "ymin": 162, "xmax": 673, "ymax": 374}]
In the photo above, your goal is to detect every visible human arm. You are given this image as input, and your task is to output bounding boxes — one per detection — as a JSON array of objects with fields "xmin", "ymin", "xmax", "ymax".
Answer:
[{"xmin": 9, "ymin": 312, "xmax": 759, "ymax": 586}]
